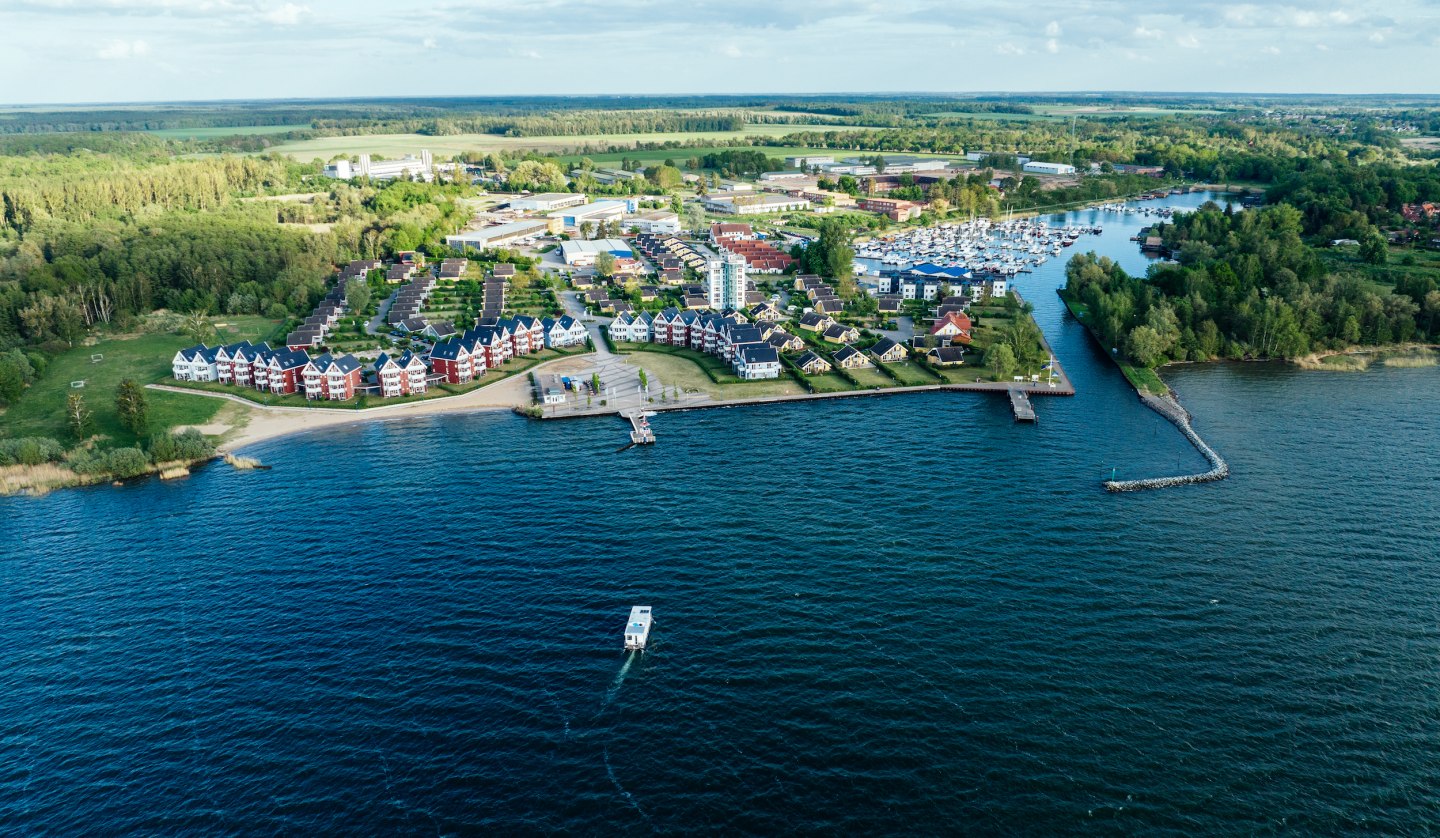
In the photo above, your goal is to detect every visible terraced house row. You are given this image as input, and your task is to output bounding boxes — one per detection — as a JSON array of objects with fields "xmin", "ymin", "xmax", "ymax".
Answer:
[
  {"xmin": 608, "ymin": 308, "xmax": 781, "ymax": 380},
  {"xmin": 427, "ymin": 314, "xmax": 587, "ymax": 384},
  {"xmin": 172, "ymin": 341, "xmax": 430, "ymax": 401}
]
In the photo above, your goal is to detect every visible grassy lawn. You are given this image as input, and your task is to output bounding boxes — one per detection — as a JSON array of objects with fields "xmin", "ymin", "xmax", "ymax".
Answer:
[
  {"xmin": 1119, "ymin": 362, "xmax": 1170, "ymax": 395},
  {"xmin": 883, "ymin": 360, "xmax": 938, "ymax": 386},
  {"xmin": 936, "ymin": 366, "xmax": 981, "ymax": 384},
  {"xmin": 615, "ymin": 344, "xmax": 805, "ymax": 398},
  {"xmin": 804, "ymin": 372, "xmax": 857, "ymax": 393},
  {"xmin": 847, "ymin": 367, "xmax": 893, "ymax": 388},
  {"xmin": 616, "ymin": 341, "xmax": 738, "ymax": 382},
  {"xmin": 2, "ymin": 317, "xmax": 281, "ymax": 445}
]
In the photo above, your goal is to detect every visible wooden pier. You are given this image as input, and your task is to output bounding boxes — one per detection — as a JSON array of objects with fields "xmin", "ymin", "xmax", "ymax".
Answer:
[
  {"xmin": 625, "ymin": 411, "xmax": 656, "ymax": 444},
  {"xmin": 1008, "ymin": 389, "xmax": 1037, "ymax": 422}
]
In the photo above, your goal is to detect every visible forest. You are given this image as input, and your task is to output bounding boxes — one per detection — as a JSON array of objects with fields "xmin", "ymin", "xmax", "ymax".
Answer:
[{"xmin": 1063, "ymin": 202, "xmax": 1440, "ymax": 366}]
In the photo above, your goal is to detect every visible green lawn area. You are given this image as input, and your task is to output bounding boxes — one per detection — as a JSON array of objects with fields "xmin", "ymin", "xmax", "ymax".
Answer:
[
  {"xmin": 847, "ymin": 367, "xmax": 893, "ymax": 388},
  {"xmin": 1118, "ymin": 362, "xmax": 1170, "ymax": 395},
  {"xmin": 2, "ymin": 316, "xmax": 281, "ymax": 445},
  {"xmin": 883, "ymin": 360, "xmax": 938, "ymax": 386},
  {"xmin": 804, "ymin": 372, "xmax": 856, "ymax": 393},
  {"xmin": 148, "ymin": 124, "xmax": 310, "ymax": 139},
  {"xmin": 936, "ymin": 365, "xmax": 980, "ymax": 384},
  {"xmin": 617, "ymin": 341, "xmax": 740, "ymax": 382}
]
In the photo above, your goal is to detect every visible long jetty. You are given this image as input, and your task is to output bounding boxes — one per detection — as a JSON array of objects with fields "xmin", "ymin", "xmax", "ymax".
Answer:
[{"xmin": 1104, "ymin": 393, "xmax": 1229, "ymax": 492}]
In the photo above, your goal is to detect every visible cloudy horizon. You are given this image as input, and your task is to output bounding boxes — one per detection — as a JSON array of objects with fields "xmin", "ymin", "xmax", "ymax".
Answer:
[{"xmin": 3, "ymin": 0, "xmax": 1439, "ymax": 104}]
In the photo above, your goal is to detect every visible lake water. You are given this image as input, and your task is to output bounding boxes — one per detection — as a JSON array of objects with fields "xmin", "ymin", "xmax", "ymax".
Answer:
[{"xmin": 4, "ymin": 194, "xmax": 1439, "ymax": 833}]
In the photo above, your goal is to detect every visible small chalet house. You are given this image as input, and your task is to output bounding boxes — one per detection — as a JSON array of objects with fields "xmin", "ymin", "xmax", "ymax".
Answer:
[
  {"xmin": 927, "ymin": 347, "xmax": 967, "ymax": 367},
  {"xmin": 767, "ymin": 331, "xmax": 805, "ymax": 354},
  {"xmin": 868, "ymin": 337, "xmax": 908, "ymax": 364},
  {"xmin": 492, "ymin": 263, "xmax": 516, "ymax": 280},
  {"xmin": 424, "ymin": 321, "xmax": 457, "ymax": 341},
  {"xmin": 797, "ymin": 312, "xmax": 835, "ymax": 332},
  {"xmin": 931, "ymin": 311, "xmax": 973, "ymax": 345},
  {"xmin": 795, "ymin": 350, "xmax": 833, "ymax": 374},
  {"xmin": 877, "ymin": 297, "xmax": 902, "ymax": 314},
  {"xmin": 832, "ymin": 345, "xmax": 871, "ymax": 370},
  {"xmin": 735, "ymin": 343, "xmax": 781, "ymax": 379},
  {"xmin": 374, "ymin": 350, "xmax": 429, "ymax": 397},
  {"xmin": 429, "ymin": 339, "xmax": 476, "ymax": 384},
  {"xmin": 172, "ymin": 345, "xmax": 219, "ymax": 382},
  {"xmin": 822, "ymin": 323, "xmax": 860, "ymax": 344},
  {"xmin": 302, "ymin": 353, "xmax": 363, "ymax": 401}
]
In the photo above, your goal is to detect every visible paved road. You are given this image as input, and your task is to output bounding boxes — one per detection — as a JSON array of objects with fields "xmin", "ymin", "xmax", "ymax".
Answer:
[
  {"xmin": 366, "ymin": 290, "xmax": 397, "ymax": 336},
  {"xmin": 879, "ymin": 315, "xmax": 916, "ymax": 344}
]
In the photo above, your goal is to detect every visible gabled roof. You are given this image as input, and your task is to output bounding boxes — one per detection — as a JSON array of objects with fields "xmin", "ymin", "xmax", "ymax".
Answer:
[
  {"xmin": 833, "ymin": 345, "xmax": 863, "ymax": 362},
  {"xmin": 795, "ymin": 350, "xmax": 828, "ymax": 369},
  {"xmin": 430, "ymin": 340, "xmax": 468, "ymax": 361},
  {"xmin": 737, "ymin": 343, "xmax": 779, "ymax": 364},
  {"xmin": 869, "ymin": 337, "xmax": 903, "ymax": 357}
]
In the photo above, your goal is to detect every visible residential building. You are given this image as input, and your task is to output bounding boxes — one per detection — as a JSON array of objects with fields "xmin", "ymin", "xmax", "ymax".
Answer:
[
  {"xmin": 429, "ymin": 339, "xmax": 476, "ymax": 384},
  {"xmin": 832, "ymin": 345, "xmax": 871, "ymax": 369},
  {"xmin": 734, "ymin": 343, "xmax": 781, "ymax": 379},
  {"xmin": 302, "ymin": 353, "xmax": 363, "ymax": 401},
  {"xmin": 710, "ymin": 222, "xmax": 755, "ymax": 242},
  {"xmin": 795, "ymin": 350, "xmax": 832, "ymax": 374},
  {"xmin": 868, "ymin": 337, "xmax": 908, "ymax": 363},
  {"xmin": 931, "ymin": 311, "xmax": 974, "ymax": 344},
  {"xmin": 171, "ymin": 344, "xmax": 219, "ymax": 382},
  {"xmin": 928, "ymin": 347, "xmax": 968, "ymax": 366},
  {"xmin": 784, "ymin": 155, "xmax": 835, "ymax": 168},
  {"xmin": 374, "ymin": 351, "xmax": 429, "ymax": 397},
  {"xmin": 822, "ymin": 323, "xmax": 860, "ymax": 344},
  {"xmin": 706, "ymin": 251, "xmax": 748, "ymax": 311}
]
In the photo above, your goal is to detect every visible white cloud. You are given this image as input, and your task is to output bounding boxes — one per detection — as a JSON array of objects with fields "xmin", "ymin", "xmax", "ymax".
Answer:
[
  {"xmin": 1175, "ymin": 33, "xmax": 1201, "ymax": 49},
  {"xmin": 422, "ymin": 36, "xmax": 437, "ymax": 49},
  {"xmin": 1045, "ymin": 38, "xmax": 1059, "ymax": 53},
  {"xmin": 97, "ymin": 38, "xmax": 149, "ymax": 59},
  {"xmin": 1044, "ymin": 20, "xmax": 1061, "ymax": 37},
  {"xmin": 719, "ymin": 42, "xmax": 743, "ymax": 58},
  {"xmin": 1368, "ymin": 31, "xmax": 1384, "ymax": 43},
  {"xmin": 1133, "ymin": 26, "xmax": 1164, "ymax": 40},
  {"xmin": 1262, "ymin": 45, "xmax": 1281, "ymax": 54},
  {"xmin": 260, "ymin": 3, "xmax": 307, "ymax": 25},
  {"xmin": 994, "ymin": 42, "xmax": 1025, "ymax": 55}
]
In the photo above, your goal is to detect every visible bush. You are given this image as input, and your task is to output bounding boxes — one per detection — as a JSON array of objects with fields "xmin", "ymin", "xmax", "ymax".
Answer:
[
  {"xmin": 0, "ymin": 437, "xmax": 66, "ymax": 466},
  {"xmin": 105, "ymin": 447, "xmax": 151, "ymax": 478}
]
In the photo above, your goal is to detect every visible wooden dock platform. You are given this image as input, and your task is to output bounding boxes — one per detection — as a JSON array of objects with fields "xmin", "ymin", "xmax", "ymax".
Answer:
[
  {"xmin": 625, "ymin": 411, "xmax": 656, "ymax": 444},
  {"xmin": 1008, "ymin": 389, "xmax": 1037, "ymax": 422}
]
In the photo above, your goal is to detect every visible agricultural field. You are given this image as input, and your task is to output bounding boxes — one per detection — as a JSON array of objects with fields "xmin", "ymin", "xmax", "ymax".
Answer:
[
  {"xmin": 264, "ymin": 124, "xmax": 864, "ymax": 161},
  {"xmin": 147, "ymin": 124, "xmax": 310, "ymax": 139}
]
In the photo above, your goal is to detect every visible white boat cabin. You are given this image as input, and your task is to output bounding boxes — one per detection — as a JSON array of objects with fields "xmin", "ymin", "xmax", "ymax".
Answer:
[{"xmin": 624, "ymin": 606, "xmax": 653, "ymax": 650}]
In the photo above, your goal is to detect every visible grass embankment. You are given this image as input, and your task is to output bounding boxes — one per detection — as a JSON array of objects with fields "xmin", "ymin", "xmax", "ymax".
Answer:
[
  {"xmin": 2, "ymin": 316, "xmax": 282, "ymax": 445},
  {"xmin": 614, "ymin": 342, "xmax": 803, "ymax": 398},
  {"xmin": 1059, "ymin": 293, "xmax": 1170, "ymax": 396}
]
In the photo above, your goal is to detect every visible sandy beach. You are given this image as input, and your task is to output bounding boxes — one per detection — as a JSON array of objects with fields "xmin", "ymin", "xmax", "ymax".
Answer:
[{"xmin": 153, "ymin": 355, "xmax": 602, "ymax": 454}]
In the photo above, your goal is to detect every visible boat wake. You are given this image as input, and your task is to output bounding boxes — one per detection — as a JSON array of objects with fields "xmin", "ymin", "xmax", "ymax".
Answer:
[{"xmin": 602, "ymin": 651, "xmax": 636, "ymax": 711}]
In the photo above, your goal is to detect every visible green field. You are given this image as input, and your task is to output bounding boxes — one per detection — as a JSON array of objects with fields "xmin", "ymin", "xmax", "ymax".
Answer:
[
  {"xmin": 148, "ymin": 124, "xmax": 310, "ymax": 139},
  {"xmin": 2, "ymin": 317, "xmax": 281, "ymax": 445},
  {"xmin": 802, "ymin": 371, "xmax": 856, "ymax": 393},
  {"xmin": 883, "ymin": 360, "xmax": 939, "ymax": 386},
  {"xmin": 265, "ymin": 124, "xmax": 862, "ymax": 161}
]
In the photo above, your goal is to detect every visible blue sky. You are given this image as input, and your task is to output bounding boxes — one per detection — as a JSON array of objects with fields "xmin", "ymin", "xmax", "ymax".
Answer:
[{"xmin": 3, "ymin": 0, "xmax": 1438, "ymax": 103}]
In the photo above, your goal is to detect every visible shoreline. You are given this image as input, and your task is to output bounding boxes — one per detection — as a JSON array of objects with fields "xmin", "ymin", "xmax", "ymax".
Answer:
[{"xmin": 150, "ymin": 353, "xmax": 601, "ymax": 454}]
